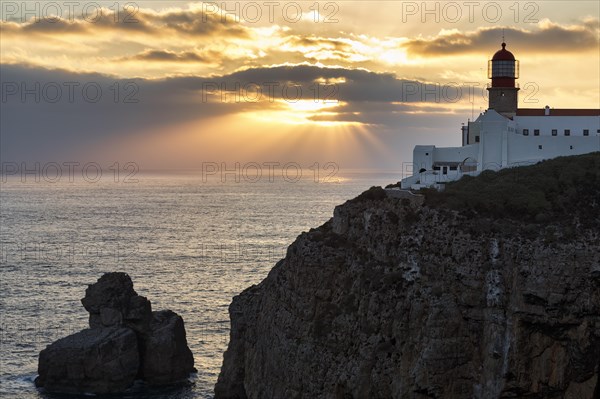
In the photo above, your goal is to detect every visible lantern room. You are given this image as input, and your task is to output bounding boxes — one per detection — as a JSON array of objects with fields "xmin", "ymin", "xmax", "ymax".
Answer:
[{"xmin": 488, "ymin": 42, "xmax": 519, "ymax": 88}]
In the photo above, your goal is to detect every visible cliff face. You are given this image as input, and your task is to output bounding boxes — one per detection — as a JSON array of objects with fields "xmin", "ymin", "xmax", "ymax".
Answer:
[{"xmin": 215, "ymin": 157, "xmax": 600, "ymax": 399}]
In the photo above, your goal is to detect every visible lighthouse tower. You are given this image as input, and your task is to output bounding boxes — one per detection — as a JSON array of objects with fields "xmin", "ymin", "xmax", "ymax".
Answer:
[{"xmin": 487, "ymin": 42, "xmax": 519, "ymax": 117}]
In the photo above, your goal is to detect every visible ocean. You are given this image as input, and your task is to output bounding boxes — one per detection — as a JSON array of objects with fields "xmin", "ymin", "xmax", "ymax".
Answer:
[{"xmin": 0, "ymin": 171, "xmax": 396, "ymax": 398}]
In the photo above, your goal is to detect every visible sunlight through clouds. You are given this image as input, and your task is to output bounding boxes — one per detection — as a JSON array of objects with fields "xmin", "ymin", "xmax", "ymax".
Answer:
[{"xmin": 1, "ymin": 1, "xmax": 598, "ymax": 169}]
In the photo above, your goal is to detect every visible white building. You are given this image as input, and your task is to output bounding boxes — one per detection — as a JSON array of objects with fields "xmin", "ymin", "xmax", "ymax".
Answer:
[{"xmin": 401, "ymin": 43, "xmax": 600, "ymax": 190}]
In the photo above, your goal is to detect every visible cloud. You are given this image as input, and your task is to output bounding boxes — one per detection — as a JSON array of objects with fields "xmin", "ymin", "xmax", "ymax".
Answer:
[
  {"xmin": 287, "ymin": 36, "xmax": 353, "ymax": 52},
  {"xmin": 1, "ymin": 63, "xmax": 475, "ymax": 170},
  {"xmin": 220, "ymin": 64, "xmax": 483, "ymax": 105},
  {"xmin": 122, "ymin": 49, "xmax": 210, "ymax": 63},
  {"xmin": 0, "ymin": 64, "xmax": 255, "ymax": 163},
  {"xmin": 279, "ymin": 36, "xmax": 371, "ymax": 63},
  {"xmin": 0, "ymin": 4, "xmax": 259, "ymax": 78},
  {"xmin": 404, "ymin": 20, "xmax": 599, "ymax": 56},
  {"xmin": 147, "ymin": 8, "xmax": 249, "ymax": 38},
  {"xmin": 0, "ymin": 18, "xmax": 87, "ymax": 34},
  {"xmin": 0, "ymin": 62, "xmax": 479, "ymax": 164},
  {"xmin": 5, "ymin": 4, "xmax": 595, "ymax": 84},
  {"xmin": 0, "ymin": 5, "xmax": 251, "ymax": 38}
]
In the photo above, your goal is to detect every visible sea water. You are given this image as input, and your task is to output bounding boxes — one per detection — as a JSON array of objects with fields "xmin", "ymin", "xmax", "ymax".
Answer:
[{"xmin": 0, "ymin": 171, "xmax": 395, "ymax": 398}]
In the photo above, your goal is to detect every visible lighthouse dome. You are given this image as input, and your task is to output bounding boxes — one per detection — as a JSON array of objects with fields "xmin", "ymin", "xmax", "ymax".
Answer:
[{"xmin": 492, "ymin": 43, "xmax": 515, "ymax": 61}]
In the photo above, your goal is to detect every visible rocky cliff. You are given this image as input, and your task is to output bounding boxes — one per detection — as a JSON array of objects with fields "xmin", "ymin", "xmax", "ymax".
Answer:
[{"xmin": 215, "ymin": 153, "xmax": 600, "ymax": 399}]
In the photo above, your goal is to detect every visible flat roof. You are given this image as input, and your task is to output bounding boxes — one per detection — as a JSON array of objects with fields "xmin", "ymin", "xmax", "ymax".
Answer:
[{"xmin": 516, "ymin": 109, "xmax": 600, "ymax": 116}]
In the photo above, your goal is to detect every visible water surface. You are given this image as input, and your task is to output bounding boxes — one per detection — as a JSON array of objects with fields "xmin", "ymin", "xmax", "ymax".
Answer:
[{"xmin": 0, "ymin": 171, "xmax": 396, "ymax": 398}]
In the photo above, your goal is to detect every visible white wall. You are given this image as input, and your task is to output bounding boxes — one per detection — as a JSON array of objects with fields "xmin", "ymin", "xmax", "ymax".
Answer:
[
  {"xmin": 402, "ymin": 110, "xmax": 600, "ymax": 190},
  {"xmin": 481, "ymin": 127, "xmax": 504, "ymax": 169},
  {"xmin": 432, "ymin": 145, "xmax": 479, "ymax": 164},
  {"xmin": 514, "ymin": 116, "xmax": 600, "ymax": 136},
  {"xmin": 507, "ymin": 134, "xmax": 600, "ymax": 165},
  {"xmin": 413, "ymin": 145, "xmax": 435, "ymax": 172}
]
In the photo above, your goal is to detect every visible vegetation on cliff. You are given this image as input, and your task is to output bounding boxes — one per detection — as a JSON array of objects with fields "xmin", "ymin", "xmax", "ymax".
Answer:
[{"xmin": 422, "ymin": 152, "xmax": 600, "ymax": 225}]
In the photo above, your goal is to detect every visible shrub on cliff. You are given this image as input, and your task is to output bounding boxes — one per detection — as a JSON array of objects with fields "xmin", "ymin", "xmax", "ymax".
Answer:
[{"xmin": 423, "ymin": 152, "xmax": 600, "ymax": 224}]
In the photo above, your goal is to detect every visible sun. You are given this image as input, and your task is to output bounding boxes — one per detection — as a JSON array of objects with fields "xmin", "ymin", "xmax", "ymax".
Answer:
[
  {"xmin": 379, "ymin": 49, "xmax": 409, "ymax": 65},
  {"xmin": 284, "ymin": 99, "xmax": 341, "ymax": 113},
  {"xmin": 278, "ymin": 99, "xmax": 344, "ymax": 126},
  {"xmin": 239, "ymin": 99, "xmax": 356, "ymax": 127}
]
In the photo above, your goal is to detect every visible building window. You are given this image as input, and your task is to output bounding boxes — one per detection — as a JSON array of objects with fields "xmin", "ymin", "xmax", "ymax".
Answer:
[
  {"xmin": 475, "ymin": 136, "xmax": 480, "ymax": 143},
  {"xmin": 564, "ymin": 129, "xmax": 570, "ymax": 136},
  {"xmin": 538, "ymin": 145, "xmax": 543, "ymax": 150},
  {"xmin": 425, "ymin": 152, "xmax": 429, "ymax": 156},
  {"xmin": 552, "ymin": 129, "xmax": 558, "ymax": 136},
  {"xmin": 449, "ymin": 166, "xmax": 457, "ymax": 171},
  {"xmin": 570, "ymin": 145, "xmax": 573, "ymax": 150},
  {"xmin": 433, "ymin": 166, "xmax": 441, "ymax": 171},
  {"xmin": 583, "ymin": 129, "xmax": 589, "ymax": 136},
  {"xmin": 534, "ymin": 129, "xmax": 540, "ymax": 136},
  {"xmin": 523, "ymin": 129, "xmax": 529, "ymax": 136}
]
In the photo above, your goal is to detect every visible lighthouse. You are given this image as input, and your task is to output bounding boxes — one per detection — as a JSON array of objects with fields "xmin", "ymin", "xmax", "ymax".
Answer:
[
  {"xmin": 487, "ymin": 42, "xmax": 519, "ymax": 117},
  {"xmin": 400, "ymin": 40, "xmax": 600, "ymax": 190}
]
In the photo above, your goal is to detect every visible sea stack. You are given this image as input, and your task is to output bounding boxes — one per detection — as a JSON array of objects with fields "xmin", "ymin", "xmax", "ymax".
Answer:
[{"xmin": 35, "ymin": 272, "xmax": 195, "ymax": 394}]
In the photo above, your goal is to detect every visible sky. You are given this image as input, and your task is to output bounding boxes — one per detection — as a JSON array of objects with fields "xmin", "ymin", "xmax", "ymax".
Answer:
[{"xmin": 1, "ymin": 1, "xmax": 599, "ymax": 171}]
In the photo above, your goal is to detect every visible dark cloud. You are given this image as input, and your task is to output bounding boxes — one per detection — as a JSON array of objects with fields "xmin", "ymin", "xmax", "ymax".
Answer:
[
  {"xmin": 150, "ymin": 9, "xmax": 249, "ymax": 38},
  {"xmin": 0, "ymin": 6, "xmax": 250, "ymax": 38},
  {"xmin": 0, "ymin": 63, "xmax": 477, "ymax": 163},
  {"xmin": 124, "ymin": 49, "xmax": 210, "ymax": 63},
  {"xmin": 1, "ymin": 18, "xmax": 87, "ymax": 34},
  {"xmin": 405, "ymin": 22, "xmax": 599, "ymax": 55},
  {"xmin": 221, "ymin": 65, "xmax": 484, "ymax": 104},
  {"xmin": 0, "ymin": 64, "xmax": 256, "ymax": 163}
]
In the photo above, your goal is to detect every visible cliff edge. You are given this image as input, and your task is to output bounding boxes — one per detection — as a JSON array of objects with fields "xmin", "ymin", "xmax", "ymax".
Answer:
[{"xmin": 215, "ymin": 153, "xmax": 600, "ymax": 399}]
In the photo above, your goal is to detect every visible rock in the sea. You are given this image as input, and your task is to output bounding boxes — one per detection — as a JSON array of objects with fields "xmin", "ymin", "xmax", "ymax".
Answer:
[
  {"xmin": 37, "ymin": 272, "xmax": 195, "ymax": 394},
  {"xmin": 141, "ymin": 310, "xmax": 196, "ymax": 385},
  {"xmin": 35, "ymin": 327, "xmax": 139, "ymax": 394},
  {"xmin": 81, "ymin": 272, "xmax": 152, "ymax": 334},
  {"xmin": 216, "ymin": 155, "xmax": 600, "ymax": 399}
]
